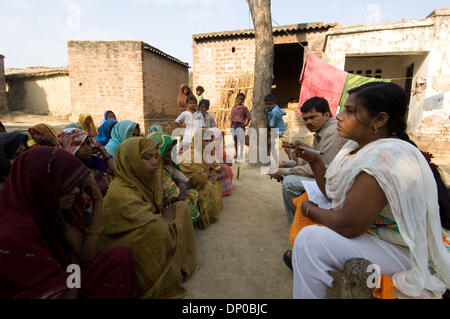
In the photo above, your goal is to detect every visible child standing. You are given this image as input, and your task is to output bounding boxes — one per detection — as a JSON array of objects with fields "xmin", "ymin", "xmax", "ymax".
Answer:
[
  {"xmin": 177, "ymin": 84, "xmax": 192, "ymax": 111},
  {"xmin": 265, "ymin": 94, "xmax": 288, "ymax": 140},
  {"xmin": 199, "ymin": 99, "xmax": 217, "ymax": 128},
  {"xmin": 175, "ymin": 95, "xmax": 205, "ymax": 152},
  {"xmin": 229, "ymin": 93, "xmax": 251, "ymax": 161},
  {"xmin": 265, "ymin": 94, "xmax": 290, "ymax": 161},
  {"xmin": 196, "ymin": 86, "xmax": 205, "ymax": 104}
]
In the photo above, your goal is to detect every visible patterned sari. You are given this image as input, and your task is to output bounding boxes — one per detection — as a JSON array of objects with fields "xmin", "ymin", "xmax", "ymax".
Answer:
[
  {"xmin": 28, "ymin": 123, "xmax": 58, "ymax": 148},
  {"xmin": 148, "ymin": 131, "xmax": 202, "ymax": 225}
]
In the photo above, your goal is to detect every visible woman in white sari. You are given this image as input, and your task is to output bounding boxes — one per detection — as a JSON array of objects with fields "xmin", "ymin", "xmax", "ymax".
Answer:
[{"xmin": 291, "ymin": 82, "xmax": 450, "ymax": 299}]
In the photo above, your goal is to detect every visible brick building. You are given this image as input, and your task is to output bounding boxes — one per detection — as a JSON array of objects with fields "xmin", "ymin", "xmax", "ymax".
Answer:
[
  {"xmin": 68, "ymin": 41, "xmax": 189, "ymax": 133},
  {"xmin": 0, "ymin": 55, "xmax": 7, "ymax": 112},
  {"xmin": 324, "ymin": 8, "xmax": 450, "ymax": 163},
  {"xmin": 6, "ymin": 67, "xmax": 70, "ymax": 117},
  {"xmin": 192, "ymin": 22, "xmax": 338, "ymax": 134}
]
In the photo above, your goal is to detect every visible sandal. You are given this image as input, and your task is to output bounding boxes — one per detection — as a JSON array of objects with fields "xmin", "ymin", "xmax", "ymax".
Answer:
[{"xmin": 283, "ymin": 250, "xmax": 293, "ymax": 271}]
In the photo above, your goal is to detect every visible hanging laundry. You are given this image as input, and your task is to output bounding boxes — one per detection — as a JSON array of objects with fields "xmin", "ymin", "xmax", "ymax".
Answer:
[
  {"xmin": 338, "ymin": 73, "xmax": 391, "ymax": 113},
  {"xmin": 298, "ymin": 52, "xmax": 347, "ymax": 116}
]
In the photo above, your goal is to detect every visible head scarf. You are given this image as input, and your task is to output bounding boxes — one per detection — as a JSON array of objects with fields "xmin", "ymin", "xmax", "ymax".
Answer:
[
  {"xmin": 113, "ymin": 137, "xmax": 164, "ymax": 214},
  {"xmin": 100, "ymin": 110, "xmax": 116, "ymax": 126},
  {"xmin": 104, "ymin": 110, "xmax": 116, "ymax": 121},
  {"xmin": 0, "ymin": 147, "xmax": 91, "ymax": 298},
  {"xmin": 28, "ymin": 124, "xmax": 58, "ymax": 148},
  {"xmin": 104, "ymin": 120, "xmax": 138, "ymax": 157},
  {"xmin": 57, "ymin": 127, "xmax": 94, "ymax": 156},
  {"xmin": 177, "ymin": 84, "xmax": 191, "ymax": 109},
  {"xmin": 147, "ymin": 131, "xmax": 177, "ymax": 157},
  {"xmin": 64, "ymin": 123, "xmax": 83, "ymax": 130},
  {"xmin": 0, "ymin": 133, "xmax": 29, "ymax": 184},
  {"xmin": 95, "ymin": 119, "xmax": 118, "ymax": 146},
  {"xmin": 78, "ymin": 113, "xmax": 98, "ymax": 138}
]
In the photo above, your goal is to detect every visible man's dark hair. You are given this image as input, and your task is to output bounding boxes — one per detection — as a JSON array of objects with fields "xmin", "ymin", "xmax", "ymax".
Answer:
[
  {"xmin": 264, "ymin": 94, "xmax": 277, "ymax": 103},
  {"xmin": 236, "ymin": 93, "xmax": 246, "ymax": 99},
  {"xmin": 300, "ymin": 97, "xmax": 331, "ymax": 114}
]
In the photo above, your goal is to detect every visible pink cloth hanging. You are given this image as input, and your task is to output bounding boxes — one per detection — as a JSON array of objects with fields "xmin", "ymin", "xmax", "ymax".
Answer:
[{"xmin": 298, "ymin": 52, "xmax": 347, "ymax": 116}]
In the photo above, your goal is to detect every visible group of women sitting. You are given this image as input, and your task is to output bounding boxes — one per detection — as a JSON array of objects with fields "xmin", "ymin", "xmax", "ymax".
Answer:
[{"xmin": 0, "ymin": 109, "xmax": 232, "ymax": 299}]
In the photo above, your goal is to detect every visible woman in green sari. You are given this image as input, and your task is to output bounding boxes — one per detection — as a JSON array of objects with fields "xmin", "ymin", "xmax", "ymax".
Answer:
[
  {"xmin": 180, "ymin": 129, "xmax": 224, "ymax": 228},
  {"xmin": 147, "ymin": 131, "xmax": 202, "ymax": 226},
  {"xmin": 99, "ymin": 137, "xmax": 197, "ymax": 298}
]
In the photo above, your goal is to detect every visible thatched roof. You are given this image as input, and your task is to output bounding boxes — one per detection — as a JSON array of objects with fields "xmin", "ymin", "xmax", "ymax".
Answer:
[{"xmin": 5, "ymin": 66, "xmax": 69, "ymax": 80}]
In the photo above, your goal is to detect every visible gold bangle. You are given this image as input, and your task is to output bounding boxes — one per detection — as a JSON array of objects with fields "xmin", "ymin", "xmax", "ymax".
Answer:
[{"xmin": 85, "ymin": 226, "xmax": 103, "ymax": 236}]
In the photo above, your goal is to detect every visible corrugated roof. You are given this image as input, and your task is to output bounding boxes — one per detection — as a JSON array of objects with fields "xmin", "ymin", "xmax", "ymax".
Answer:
[
  {"xmin": 142, "ymin": 42, "xmax": 189, "ymax": 68},
  {"xmin": 193, "ymin": 22, "xmax": 338, "ymax": 40},
  {"xmin": 6, "ymin": 66, "xmax": 68, "ymax": 80}
]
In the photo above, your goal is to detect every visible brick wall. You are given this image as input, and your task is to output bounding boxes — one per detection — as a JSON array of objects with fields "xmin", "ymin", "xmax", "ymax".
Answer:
[
  {"xmin": 193, "ymin": 29, "xmax": 330, "ymax": 134},
  {"xmin": 410, "ymin": 114, "xmax": 450, "ymax": 164},
  {"xmin": 0, "ymin": 55, "xmax": 7, "ymax": 112},
  {"xmin": 68, "ymin": 41, "xmax": 145, "ymax": 128},
  {"xmin": 193, "ymin": 36, "xmax": 256, "ymax": 112},
  {"xmin": 142, "ymin": 49, "xmax": 188, "ymax": 134},
  {"xmin": 7, "ymin": 75, "xmax": 71, "ymax": 117}
]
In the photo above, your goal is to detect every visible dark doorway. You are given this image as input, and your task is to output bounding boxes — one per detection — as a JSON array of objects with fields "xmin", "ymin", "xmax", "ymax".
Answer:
[{"xmin": 272, "ymin": 43, "xmax": 304, "ymax": 108}]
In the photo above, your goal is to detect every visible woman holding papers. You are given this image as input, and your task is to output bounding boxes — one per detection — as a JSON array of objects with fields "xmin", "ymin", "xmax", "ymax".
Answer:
[{"xmin": 290, "ymin": 82, "xmax": 450, "ymax": 299}]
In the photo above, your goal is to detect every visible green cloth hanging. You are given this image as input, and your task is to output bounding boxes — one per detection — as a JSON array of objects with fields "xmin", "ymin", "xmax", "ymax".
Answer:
[{"xmin": 338, "ymin": 73, "xmax": 391, "ymax": 113}]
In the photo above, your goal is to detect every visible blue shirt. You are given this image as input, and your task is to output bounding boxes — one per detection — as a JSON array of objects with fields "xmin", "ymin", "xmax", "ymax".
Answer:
[{"xmin": 266, "ymin": 104, "xmax": 287, "ymax": 135}]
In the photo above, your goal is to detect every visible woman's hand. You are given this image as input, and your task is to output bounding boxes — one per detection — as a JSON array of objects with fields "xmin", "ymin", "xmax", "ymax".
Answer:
[
  {"xmin": 162, "ymin": 205, "xmax": 175, "ymax": 223},
  {"xmin": 292, "ymin": 142, "xmax": 321, "ymax": 164},
  {"xmin": 301, "ymin": 200, "xmax": 318, "ymax": 218},
  {"xmin": 81, "ymin": 175, "xmax": 103, "ymax": 201}
]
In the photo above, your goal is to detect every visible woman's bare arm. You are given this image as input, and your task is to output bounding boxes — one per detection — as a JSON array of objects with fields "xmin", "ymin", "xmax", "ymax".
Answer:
[{"xmin": 302, "ymin": 172, "xmax": 387, "ymax": 238}]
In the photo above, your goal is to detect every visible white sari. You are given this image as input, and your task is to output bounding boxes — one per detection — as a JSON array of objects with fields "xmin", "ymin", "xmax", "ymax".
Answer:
[{"xmin": 325, "ymin": 138, "xmax": 450, "ymax": 298}]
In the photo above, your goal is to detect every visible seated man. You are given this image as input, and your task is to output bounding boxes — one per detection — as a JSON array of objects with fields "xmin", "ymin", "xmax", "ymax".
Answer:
[{"xmin": 273, "ymin": 97, "xmax": 347, "ymax": 226}]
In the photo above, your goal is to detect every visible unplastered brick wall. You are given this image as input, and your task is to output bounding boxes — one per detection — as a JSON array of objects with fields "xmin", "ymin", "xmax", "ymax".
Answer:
[
  {"xmin": 0, "ymin": 55, "xmax": 7, "ymax": 112},
  {"xmin": 193, "ymin": 36, "xmax": 256, "ymax": 111},
  {"xmin": 411, "ymin": 114, "xmax": 450, "ymax": 164},
  {"xmin": 68, "ymin": 41, "xmax": 145, "ymax": 128},
  {"xmin": 142, "ymin": 49, "xmax": 188, "ymax": 134}
]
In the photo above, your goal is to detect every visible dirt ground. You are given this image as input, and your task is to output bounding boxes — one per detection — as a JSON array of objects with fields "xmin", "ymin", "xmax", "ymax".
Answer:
[{"xmin": 2, "ymin": 112, "xmax": 449, "ymax": 299}]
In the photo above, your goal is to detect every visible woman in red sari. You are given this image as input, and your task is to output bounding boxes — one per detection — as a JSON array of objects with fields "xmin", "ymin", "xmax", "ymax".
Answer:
[{"xmin": 0, "ymin": 147, "xmax": 138, "ymax": 299}]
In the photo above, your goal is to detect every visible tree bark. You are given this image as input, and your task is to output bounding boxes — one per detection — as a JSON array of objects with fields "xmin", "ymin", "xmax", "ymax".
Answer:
[
  {"xmin": 247, "ymin": 0, "xmax": 274, "ymax": 164},
  {"xmin": 247, "ymin": 0, "xmax": 274, "ymax": 131}
]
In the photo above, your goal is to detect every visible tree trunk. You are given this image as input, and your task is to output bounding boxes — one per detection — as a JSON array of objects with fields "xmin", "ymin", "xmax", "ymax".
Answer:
[{"xmin": 247, "ymin": 0, "xmax": 274, "ymax": 164}]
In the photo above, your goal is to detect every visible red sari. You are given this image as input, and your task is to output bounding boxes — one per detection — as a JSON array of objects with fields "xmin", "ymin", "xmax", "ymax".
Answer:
[{"xmin": 0, "ymin": 147, "xmax": 138, "ymax": 299}]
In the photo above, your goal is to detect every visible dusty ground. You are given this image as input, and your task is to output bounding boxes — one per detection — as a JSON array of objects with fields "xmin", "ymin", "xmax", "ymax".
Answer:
[
  {"xmin": 2, "ymin": 112, "xmax": 449, "ymax": 299},
  {"xmin": 183, "ymin": 162, "xmax": 293, "ymax": 299}
]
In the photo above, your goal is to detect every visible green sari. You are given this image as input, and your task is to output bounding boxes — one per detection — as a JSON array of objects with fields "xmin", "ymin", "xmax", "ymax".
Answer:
[{"xmin": 99, "ymin": 137, "xmax": 197, "ymax": 298}]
